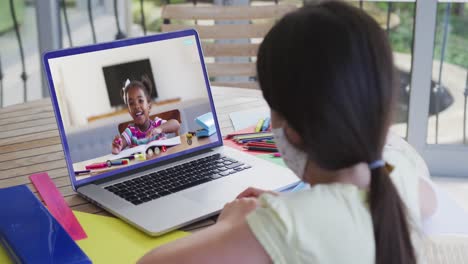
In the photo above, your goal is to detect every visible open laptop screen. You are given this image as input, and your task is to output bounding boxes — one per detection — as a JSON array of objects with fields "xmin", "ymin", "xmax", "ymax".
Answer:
[{"xmin": 44, "ymin": 30, "xmax": 222, "ymax": 187}]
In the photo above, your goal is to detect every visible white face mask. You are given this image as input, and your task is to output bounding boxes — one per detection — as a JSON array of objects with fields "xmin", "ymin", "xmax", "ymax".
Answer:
[{"xmin": 272, "ymin": 127, "xmax": 308, "ymax": 179}]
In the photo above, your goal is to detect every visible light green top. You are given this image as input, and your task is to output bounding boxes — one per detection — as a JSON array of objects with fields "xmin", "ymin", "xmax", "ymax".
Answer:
[{"xmin": 247, "ymin": 144, "xmax": 424, "ymax": 263}]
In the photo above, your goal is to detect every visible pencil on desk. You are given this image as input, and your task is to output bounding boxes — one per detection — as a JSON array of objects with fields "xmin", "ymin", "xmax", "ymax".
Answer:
[
  {"xmin": 238, "ymin": 137, "xmax": 274, "ymax": 144},
  {"xmin": 226, "ymin": 132, "xmax": 267, "ymax": 139},
  {"xmin": 255, "ymin": 119, "xmax": 265, "ymax": 132},
  {"xmin": 243, "ymin": 146, "xmax": 278, "ymax": 152},
  {"xmin": 233, "ymin": 133, "xmax": 273, "ymax": 141},
  {"xmin": 261, "ymin": 117, "xmax": 270, "ymax": 132},
  {"xmin": 245, "ymin": 142, "xmax": 277, "ymax": 148}
]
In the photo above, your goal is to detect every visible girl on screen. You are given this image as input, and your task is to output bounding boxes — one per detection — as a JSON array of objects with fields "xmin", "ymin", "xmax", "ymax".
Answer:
[{"xmin": 112, "ymin": 75, "xmax": 180, "ymax": 154}]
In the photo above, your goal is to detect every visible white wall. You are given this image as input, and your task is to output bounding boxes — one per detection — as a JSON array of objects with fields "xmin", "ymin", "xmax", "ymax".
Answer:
[{"xmin": 47, "ymin": 35, "xmax": 208, "ymax": 129}]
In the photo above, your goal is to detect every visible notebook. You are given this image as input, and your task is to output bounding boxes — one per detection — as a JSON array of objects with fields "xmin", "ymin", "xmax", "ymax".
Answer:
[
  {"xmin": 0, "ymin": 209, "xmax": 188, "ymax": 264},
  {"xmin": 112, "ymin": 136, "xmax": 182, "ymax": 160},
  {"xmin": 0, "ymin": 185, "xmax": 90, "ymax": 263}
]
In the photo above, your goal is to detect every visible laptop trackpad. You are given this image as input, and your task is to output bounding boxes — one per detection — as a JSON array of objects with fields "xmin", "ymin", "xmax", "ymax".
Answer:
[{"xmin": 183, "ymin": 180, "xmax": 241, "ymax": 206}]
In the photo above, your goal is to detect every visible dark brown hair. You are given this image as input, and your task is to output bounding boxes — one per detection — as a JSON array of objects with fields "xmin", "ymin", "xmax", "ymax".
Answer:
[
  {"xmin": 120, "ymin": 75, "xmax": 153, "ymax": 104},
  {"xmin": 257, "ymin": 2, "xmax": 415, "ymax": 263}
]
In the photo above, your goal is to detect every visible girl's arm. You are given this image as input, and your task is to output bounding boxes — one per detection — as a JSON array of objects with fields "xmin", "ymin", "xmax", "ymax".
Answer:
[
  {"xmin": 120, "ymin": 135, "xmax": 128, "ymax": 149},
  {"xmin": 158, "ymin": 119, "xmax": 180, "ymax": 134},
  {"xmin": 137, "ymin": 198, "xmax": 271, "ymax": 264},
  {"xmin": 150, "ymin": 119, "xmax": 180, "ymax": 136}
]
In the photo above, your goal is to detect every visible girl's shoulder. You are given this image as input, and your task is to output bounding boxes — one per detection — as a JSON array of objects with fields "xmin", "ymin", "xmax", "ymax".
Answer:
[
  {"xmin": 124, "ymin": 124, "xmax": 137, "ymax": 133},
  {"xmin": 263, "ymin": 184, "xmax": 367, "ymax": 215},
  {"xmin": 247, "ymin": 188, "xmax": 375, "ymax": 263},
  {"xmin": 255, "ymin": 184, "xmax": 372, "ymax": 233}
]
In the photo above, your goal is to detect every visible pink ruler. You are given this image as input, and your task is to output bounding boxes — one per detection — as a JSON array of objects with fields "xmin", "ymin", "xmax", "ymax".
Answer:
[{"xmin": 29, "ymin": 172, "xmax": 87, "ymax": 241}]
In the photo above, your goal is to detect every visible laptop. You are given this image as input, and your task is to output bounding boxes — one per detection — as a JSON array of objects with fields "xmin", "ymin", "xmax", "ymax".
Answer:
[{"xmin": 43, "ymin": 29, "xmax": 298, "ymax": 236}]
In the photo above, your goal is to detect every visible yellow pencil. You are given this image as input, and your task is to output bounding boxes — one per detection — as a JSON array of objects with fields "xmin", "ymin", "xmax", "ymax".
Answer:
[{"xmin": 255, "ymin": 118, "xmax": 264, "ymax": 132}]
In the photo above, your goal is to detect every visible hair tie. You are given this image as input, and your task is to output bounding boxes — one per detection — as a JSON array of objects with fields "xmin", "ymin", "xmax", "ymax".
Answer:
[{"xmin": 369, "ymin": 160, "xmax": 385, "ymax": 170}]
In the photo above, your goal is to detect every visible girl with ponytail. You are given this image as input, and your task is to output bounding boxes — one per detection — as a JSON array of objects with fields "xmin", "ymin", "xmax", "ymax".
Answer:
[{"xmin": 139, "ymin": 2, "xmax": 435, "ymax": 263}]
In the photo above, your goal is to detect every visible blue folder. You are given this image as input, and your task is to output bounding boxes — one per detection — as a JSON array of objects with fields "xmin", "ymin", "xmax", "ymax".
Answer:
[{"xmin": 0, "ymin": 185, "xmax": 91, "ymax": 264}]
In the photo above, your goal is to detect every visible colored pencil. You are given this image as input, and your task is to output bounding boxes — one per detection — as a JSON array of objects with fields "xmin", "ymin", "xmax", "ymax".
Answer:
[
  {"xmin": 243, "ymin": 146, "xmax": 278, "ymax": 152},
  {"xmin": 238, "ymin": 137, "xmax": 275, "ymax": 144},
  {"xmin": 261, "ymin": 117, "xmax": 270, "ymax": 132},
  {"xmin": 255, "ymin": 119, "xmax": 265, "ymax": 132},
  {"xmin": 225, "ymin": 132, "xmax": 260, "ymax": 139},
  {"xmin": 226, "ymin": 130, "xmax": 274, "ymax": 139},
  {"xmin": 245, "ymin": 142, "xmax": 277, "ymax": 148},
  {"xmin": 233, "ymin": 133, "xmax": 274, "ymax": 141}
]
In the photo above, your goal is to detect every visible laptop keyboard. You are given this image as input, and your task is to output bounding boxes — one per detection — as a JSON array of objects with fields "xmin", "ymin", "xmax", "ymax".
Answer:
[{"xmin": 104, "ymin": 153, "xmax": 251, "ymax": 205}]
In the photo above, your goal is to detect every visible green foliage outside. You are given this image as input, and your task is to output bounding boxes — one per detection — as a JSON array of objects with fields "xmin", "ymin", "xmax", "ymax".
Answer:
[
  {"xmin": 434, "ymin": 4, "xmax": 468, "ymax": 69},
  {"xmin": 375, "ymin": 2, "xmax": 467, "ymax": 69},
  {"xmin": 0, "ymin": 0, "xmax": 25, "ymax": 34},
  {"xmin": 132, "ymin": 0, "xmax": 187, "ymax": 32}
]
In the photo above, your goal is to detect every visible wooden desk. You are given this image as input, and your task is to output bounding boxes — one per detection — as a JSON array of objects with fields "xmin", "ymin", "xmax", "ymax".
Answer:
[
  {"xmin": 1, "ymin": 86, "xmax": 467, "ymax": 260},
  {"xmin": 0, "ymin": 86, "xmax": 267, "ymax": 217}
]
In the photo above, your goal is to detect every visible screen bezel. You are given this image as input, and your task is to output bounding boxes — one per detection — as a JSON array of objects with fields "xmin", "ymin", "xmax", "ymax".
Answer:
[{"xmin": 43, "ymin": 29, "xmax": 224, "ymax": 189}]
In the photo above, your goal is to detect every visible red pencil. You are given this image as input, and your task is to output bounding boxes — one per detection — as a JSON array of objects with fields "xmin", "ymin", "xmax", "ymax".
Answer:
[{"xmin": 245, "ymin": 142, "xmax": 277, "ymax": 148}]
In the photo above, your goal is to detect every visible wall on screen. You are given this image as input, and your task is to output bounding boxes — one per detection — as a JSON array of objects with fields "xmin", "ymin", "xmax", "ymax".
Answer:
[{"xmin": 48, "ymin": 36, "xmax": 208, "ymax": 128}]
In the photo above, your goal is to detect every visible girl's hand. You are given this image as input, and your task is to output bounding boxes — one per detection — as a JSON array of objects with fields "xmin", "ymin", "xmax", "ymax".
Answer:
[
  {"xmin": 148, "ymin": 127, "xmax": 163, "ymax": 138},
  {"xmin": 236, "ymin": 187, "xmax": 279, "ymax": 199},
  {"xmin": 217, "ymin": 198, "xmax": 258, "ymax": 227},
  {"xmin": 112, "ymin": 136, "xmax": 123, "ymax": 154}
]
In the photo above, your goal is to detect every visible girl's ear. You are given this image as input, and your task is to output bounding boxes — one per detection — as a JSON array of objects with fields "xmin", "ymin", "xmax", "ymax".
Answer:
[{"xmin": 148, "ymin": 100, "xmax": 152, "ymax": 111}]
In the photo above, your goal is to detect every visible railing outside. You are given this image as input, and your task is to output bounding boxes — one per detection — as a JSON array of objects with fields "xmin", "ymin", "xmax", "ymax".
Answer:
[
  {"xmin": 353, "ymin": 0, "xmax": 467, "ymax": 147},
  {"xmin": 428, "ymin": 1, "xmax": 467, "ymax": 145}
]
